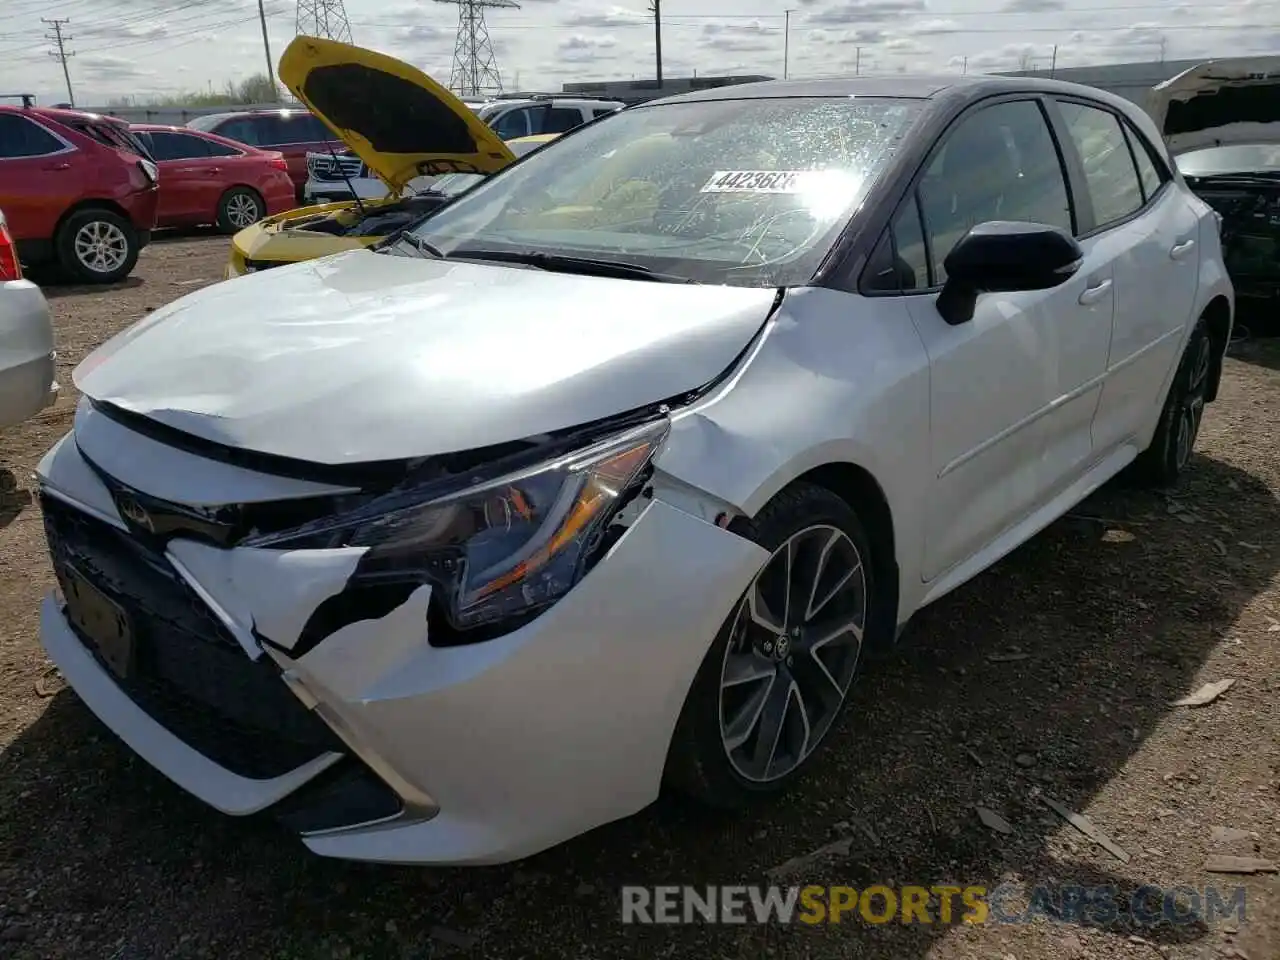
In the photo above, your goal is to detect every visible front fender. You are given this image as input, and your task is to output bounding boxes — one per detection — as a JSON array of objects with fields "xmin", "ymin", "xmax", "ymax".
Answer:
[{"xmin": 653, "ymin": 286, "xmax": 933, "ymax": 621}]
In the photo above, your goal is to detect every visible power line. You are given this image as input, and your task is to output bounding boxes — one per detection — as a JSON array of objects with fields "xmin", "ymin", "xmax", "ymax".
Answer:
[
  {"xmin": 42, "ymin": 17, "xmax": 75, "ymax": 106},
  {"xmin": 434, "ymin": 0, "xmax": 519, "ymax": 97}
]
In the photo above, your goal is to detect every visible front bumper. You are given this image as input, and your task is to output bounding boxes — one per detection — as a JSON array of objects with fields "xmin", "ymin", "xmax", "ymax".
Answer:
[{"xmin": 37, "ymin": 427, "xmax": 766, "ymax": 864}]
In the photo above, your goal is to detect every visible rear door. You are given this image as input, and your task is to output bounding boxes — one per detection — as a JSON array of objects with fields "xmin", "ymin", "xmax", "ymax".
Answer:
[
  {"xmin": 1050, "ymin": 98, "xmax": 1201, "ymax": 454},
  {"xmin": 0, "ymin": 112, "xmax": 80, "ymax": 242},
  {"xmin": 866, "ymin": 97, "xmax": 1115, "ymax": 582},
  {"xmin": 143, "ymin": 130, "xmax": 222, "ymax": 224}
]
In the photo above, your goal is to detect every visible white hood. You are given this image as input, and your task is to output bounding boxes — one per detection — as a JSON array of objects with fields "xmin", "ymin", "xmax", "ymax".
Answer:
[
  {"xmin": 73, "ymin": 250, "xmax": 777, "ymax": 465},
  {"xmin": 1149, "ymin": 56, "xmax": 1280, "ymax": 155}
]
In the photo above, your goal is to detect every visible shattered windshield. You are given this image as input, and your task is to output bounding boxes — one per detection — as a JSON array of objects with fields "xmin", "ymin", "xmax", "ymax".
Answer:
[{"xmin": 407, "ymin": 96, "xmax": 922, "ymax": 286}]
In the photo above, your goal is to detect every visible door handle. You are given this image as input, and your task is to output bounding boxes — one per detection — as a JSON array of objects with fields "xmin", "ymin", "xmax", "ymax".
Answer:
[
  {"xmin": 42, "ymin": 162, "xmax": 72, "ymax": 171},
  {"xmin": 1078, "ymin": 278, "xmax": 1112, "ymax": 305},
  {"xmin": 1170, "ymin": 238, "xmax": 1196, "ymax": 260}
]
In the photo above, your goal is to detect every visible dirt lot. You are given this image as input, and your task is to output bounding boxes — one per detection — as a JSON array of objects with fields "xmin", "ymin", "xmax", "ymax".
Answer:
[{"xmin": 1, "ymin": 235, "xmax": 1278, "ymax": 960}]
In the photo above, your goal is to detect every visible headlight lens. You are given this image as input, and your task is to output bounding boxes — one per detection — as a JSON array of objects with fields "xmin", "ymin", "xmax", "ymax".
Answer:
[{"xmin": 247, "ymin": 420, "xmax": 666, "ymax": 631}]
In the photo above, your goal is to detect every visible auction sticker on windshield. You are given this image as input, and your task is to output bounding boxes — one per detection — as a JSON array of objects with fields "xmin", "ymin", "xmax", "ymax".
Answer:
[{"xmin": 701, "ymin": 170, "xmax": 812, "ymax": 193}]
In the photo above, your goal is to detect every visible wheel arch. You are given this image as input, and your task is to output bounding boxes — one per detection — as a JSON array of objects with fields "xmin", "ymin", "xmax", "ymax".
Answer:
[
  {"xmin": 1202, "ymin": 294, "xmax": 1232, "ymax": 403},
  {"xmin": 53, "ymin": 199, "xmax": 134, "ymax": 240}
]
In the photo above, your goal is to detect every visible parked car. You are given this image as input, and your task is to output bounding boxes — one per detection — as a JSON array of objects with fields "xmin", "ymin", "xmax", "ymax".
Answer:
[
  {"xmin": 186, "ymin": 108, "xmax": 343, "ymax": 202},
  {"xmin": 226, "ymin": 36, "xmax": 567, "ymax": 277},
  {"xmin": 37, "ymin": 74, "xmax": 1231, "ymax": 866},
  {"xmin": 1148, "ymin": 58, "xmax": 1280, "ymax": 306},
  {"xmin": 0, "ymin": 210, "xmax": 57, "ymax": 428},
  {"xmin": 233, "ymin": 133, "xmax": 558, "ymax": 276},
  {"xmin": 129, "ymin": 124, "xmax": 296, "ymax": 234},
  {"xmin": 0, "ymin": 105, "xmax": 158, "ymax": 283},
  {"xmin": 473, "ymin": 95, "xmax": 623, "ymax": 140}
]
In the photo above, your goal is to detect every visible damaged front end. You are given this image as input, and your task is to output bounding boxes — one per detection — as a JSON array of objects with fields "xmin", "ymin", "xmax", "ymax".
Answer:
[{"xmin": 35, "ymin": 394, "xmax": 679, "ymax": 843}]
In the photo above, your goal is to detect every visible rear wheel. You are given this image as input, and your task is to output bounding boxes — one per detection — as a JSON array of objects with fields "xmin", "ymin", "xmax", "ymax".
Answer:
[
  {"xmin": 55, "ymin": 208, "xmax": 139, "ymax": 284},
  {"xmin": 1131, "ymin": 316, "xmax": 1213, "ymax": 487},
  {"xmin": 217, "ymin": 187, "xmax": 265, "ymax": 234},
  {"xmin": 665, "ymin": 483, "xmax": 878, "ymax": 809}
]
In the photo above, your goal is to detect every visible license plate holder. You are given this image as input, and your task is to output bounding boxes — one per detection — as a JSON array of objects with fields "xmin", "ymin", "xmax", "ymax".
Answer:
[{"xmin": 62, "ymin": 565, "xmax": 134, "ymax": 680}]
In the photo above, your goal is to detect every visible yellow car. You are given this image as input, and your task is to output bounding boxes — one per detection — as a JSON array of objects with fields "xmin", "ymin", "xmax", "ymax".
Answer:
[{"xmin": 227, "ymin": 36, "xmax": 559, "ymax": 278}]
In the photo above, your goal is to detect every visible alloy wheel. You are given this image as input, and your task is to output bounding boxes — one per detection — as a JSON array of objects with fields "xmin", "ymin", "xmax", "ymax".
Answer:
[
  {"xmin": 718, "ymin": 524, "xmax": 866, "ymax": 783},
  {"xmin": 226, "ymin": 194, "xmax": 261, "ymax": 229},
  {"xmin": 1175, "ymin": 335, "xmax": 1212, "ymax": 470},
  {"xmin": 73, "ymin": 220, "xmax": 129, "ymax": 275}
]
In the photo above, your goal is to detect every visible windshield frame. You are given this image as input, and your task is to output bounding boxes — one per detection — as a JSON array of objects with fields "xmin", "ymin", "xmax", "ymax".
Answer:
[{"xmin": 402, "ymin": 94, "xmax": 924, "ymax": 288}]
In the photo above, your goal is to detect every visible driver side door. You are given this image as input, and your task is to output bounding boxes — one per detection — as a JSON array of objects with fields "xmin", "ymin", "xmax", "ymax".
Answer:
[{"xmin": 889, "ymin": 98, "xmax": 1114, "ymax": 583}]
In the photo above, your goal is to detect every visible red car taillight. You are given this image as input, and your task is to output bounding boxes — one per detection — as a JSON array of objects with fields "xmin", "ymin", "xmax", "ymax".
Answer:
[
  {"xmin": 269, "ymin": 153, "xmax": 288, "ymax": 172},
  {"xmin": 0, "ymin": 219, "xmax": 21, "ymax": 281}
]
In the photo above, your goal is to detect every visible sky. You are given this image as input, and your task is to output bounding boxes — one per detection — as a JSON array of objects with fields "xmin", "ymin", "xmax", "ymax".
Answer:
[{"xmin": 1, "ymin": 0, "xmax": 1278, "ymax": 106}]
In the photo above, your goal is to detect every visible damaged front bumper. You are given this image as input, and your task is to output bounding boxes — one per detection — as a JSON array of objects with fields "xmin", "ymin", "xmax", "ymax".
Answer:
[{"xmin": 36, "ymin": 415, "xmax": 766, "ymax": 865}]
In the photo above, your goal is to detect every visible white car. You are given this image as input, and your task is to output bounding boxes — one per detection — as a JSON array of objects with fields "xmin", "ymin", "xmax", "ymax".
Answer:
[
  {"xmin": 0, "ymin": 210, "xmax": 57, "ymax": 430},
  {"xmin": 37, "ymin": 75, "xmax": 1231, "ymax": 866}
]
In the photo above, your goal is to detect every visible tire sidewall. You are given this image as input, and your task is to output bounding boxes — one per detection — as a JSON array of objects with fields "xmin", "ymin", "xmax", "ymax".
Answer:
[
  {"xmin": 665, "ymin": 484, "xmax": 879, "ymax": 807},
  {"xmin": 56, "ymin": 209, "xmax": 139, "ymax": 284},
  {"xmin": 1147, "ymin": 318, "xmax": 1211, "ymax": 485},
  {"xmin": 218, "ymin": 188, "xmax": 264, "ymax": 234}
]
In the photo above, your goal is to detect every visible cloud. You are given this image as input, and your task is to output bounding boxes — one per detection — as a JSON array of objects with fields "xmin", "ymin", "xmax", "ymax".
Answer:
[
  {"xmin": 810, "ymin": 27, "xmax": 887, "ymax": 45},
  {"xmin": 908, "ymin": 18, "xmax": 962, "ymax": 36},
  {"xmin": 883, "ymin": 37, "xmax": 930, "ymax": 55},
  {"xmin": 556, "ymin": 33, "xmax": 620, "ymax": 62},
  {"xmin": 699, "ymin": 20, "xmax": 780, "ymax": 53},
  {"xmin": 806, "ymin": 1, "xmax": 927, "ymax": 26},
  {"xmin": 561, "ymin": 6, "xmax": 645, "ymax": 28},
  {"xmin": 79, "ymin": 55, "xmax": 156, "ymax": 80},
  {"xmin": 1001, "ymin": 0, "xmax": 1064, "ymax": 10},
  {"xmin": 393, "ymin": 24, "xmax": 447, "ymax": 43}
]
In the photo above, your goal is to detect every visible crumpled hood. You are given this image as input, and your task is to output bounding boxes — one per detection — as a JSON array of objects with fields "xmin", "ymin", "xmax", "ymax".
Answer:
[
  {"xmin": 1149, "ymin": 56, "xmax": 1280, "ymax": 155},
  {"xmin": 74, "ymin": 250, "xmax": 777, "ymax": 465}
]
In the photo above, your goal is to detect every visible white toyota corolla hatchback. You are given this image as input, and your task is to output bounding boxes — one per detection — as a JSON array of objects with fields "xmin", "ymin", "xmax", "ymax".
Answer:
[{"xmin": 37, "ymin": 73, "xmax": 1232, "ymax": 865}]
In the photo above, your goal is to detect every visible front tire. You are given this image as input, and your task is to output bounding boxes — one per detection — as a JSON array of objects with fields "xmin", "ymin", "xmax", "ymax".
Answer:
[
  {"xmin": 665, "ymin": 483, "xmax": 879, "ymax": 809},
  {"xmin": 55, "ymin": 208, "xmax": 139, "ymax": 284},
  {"xmin": 217, "ymin": 187, "xmax": 265, "ymax": 234},
  {"xmin": 1131, "ymin": 316, "xmax": 1213, "ymax": 487}
]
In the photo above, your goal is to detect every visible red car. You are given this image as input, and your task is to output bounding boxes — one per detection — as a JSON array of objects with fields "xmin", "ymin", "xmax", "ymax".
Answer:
[
  {"xmin": 0, "ymin": 105, "xmax": 158, "ymax": 283},
  {"xmin": 186, "ymin": 109, "xmax": 343, "ymax": 202},
  {"xmin": 130, "ymin": 124, "xmax": 296, "ymax": 233}
]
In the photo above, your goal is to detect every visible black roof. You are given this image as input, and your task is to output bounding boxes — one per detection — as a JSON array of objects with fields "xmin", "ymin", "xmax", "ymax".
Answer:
[{"xmin": 644, "ymin": 73, "xmax": 1143, "ymax": 113}]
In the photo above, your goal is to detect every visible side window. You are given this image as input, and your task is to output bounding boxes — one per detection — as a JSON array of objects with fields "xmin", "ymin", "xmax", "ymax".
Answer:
[
  {"xmin": 491, "ymin": 107, "xmax": 531, "ymax": 140},
  {"xmin": 216, "ymin": 118, "xmax": 260, "ymax": 146},
  {"xmin": 919, "ymin": 99, "xmax": 1072, "ymax": 283},
  {"xmin": 202, "ymin": 139, "xmax": 242, "ymax": 157},
  {"xmin": 540, "ymin": 107, "xmax": 586, "ymax": 134},
  {"xmin": 1057, "ymin": 101, "xmax": 1144, "ymax": 228},
  {"xmin": 149, "ymin": 132, "xmax": 212, "ymax": 160},
  {"xmin": 301, "ymin": 114, "xmax": 333, "ymax": 142},
  {"xmin": 862, "ymin": 194, "xmax": 930, "ymax": 293},
  {"xmin": 0, "ymin": 114, "xmax": 65, "ymax": 158},
  {"xmin": 1125, "ymin": 124, "xmax": 1168, "ymax": 201}
]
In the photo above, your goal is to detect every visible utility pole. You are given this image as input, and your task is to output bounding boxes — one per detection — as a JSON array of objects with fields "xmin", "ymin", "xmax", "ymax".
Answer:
[
  {"xmin": 43, "ymin": 18, "xmax": 75, "ymax": 107},
  {"xmin": 649, "ymin": 0, "xmax": 662, "ymax": 88},
  {"xmin": 257, "ymin": 0, "xmax": 275, "ymax": 94},
  {"xmin": 783, "ymin": 9, "xmax": 789, "ymax": 80},
  {"xmin": 962, "ymin": 55, "xmax": 968, "ymax": 74},
  {"xmin": 855, "ymin": 46, "xmax": 862, "ymax": 76},
  {"xmin": 1049, "ymin": 43, "xmax": 1057, "ymax": 77}
]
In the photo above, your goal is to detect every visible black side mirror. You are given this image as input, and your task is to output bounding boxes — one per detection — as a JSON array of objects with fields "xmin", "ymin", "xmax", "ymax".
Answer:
[{"xmin": 936, "ymin": 221, "xmax": 1084, "ymax": 325}]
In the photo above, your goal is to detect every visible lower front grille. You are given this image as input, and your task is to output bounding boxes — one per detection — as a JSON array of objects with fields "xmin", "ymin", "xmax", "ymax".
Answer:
[{"xmin": 42, "ymin": 493, "xmax": 346, "ymax": 780}]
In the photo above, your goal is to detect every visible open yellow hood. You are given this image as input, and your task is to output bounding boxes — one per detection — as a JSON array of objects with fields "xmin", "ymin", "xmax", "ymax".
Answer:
[{"xmin": 278, "ymin": 35, "xmax": 516, "ymax": 191}]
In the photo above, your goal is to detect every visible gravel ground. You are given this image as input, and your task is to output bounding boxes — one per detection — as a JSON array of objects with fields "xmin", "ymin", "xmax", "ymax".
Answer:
[{"xmin": 1, "ymin": 234, "xmax": 1277, "ymax": 960}]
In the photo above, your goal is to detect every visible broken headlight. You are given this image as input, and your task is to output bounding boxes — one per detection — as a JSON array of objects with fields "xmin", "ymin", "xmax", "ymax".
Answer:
[{"xmin": 245, "ymin": 420, "xmax": 667, "ymax": 631}]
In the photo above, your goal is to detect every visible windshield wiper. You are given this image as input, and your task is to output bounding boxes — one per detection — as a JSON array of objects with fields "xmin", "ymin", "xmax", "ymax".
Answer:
[
  {"xmin": 392, "ymin": 232, "xmax": 446, "ymax": 258},
  {"xmin": 446, "ymin": 248, "xmax": 696, "ymax": 283},
  {"xmin": 1187, "ymin": 171, "xmax": 1280, "ymax": 185}
]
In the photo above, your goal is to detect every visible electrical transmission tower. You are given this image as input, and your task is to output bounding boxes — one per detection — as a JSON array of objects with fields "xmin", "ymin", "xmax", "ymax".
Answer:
[
  {"xmin": 295, "ymin": 0, "xmax": 353, "ymax": 43},
  {"xmin": 42, "ymin": 18, "xmax": 75, "ymax": 107},
  {"xmin": 434, "ymin": 0, "xmax": 519, "ymax": 98}
]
